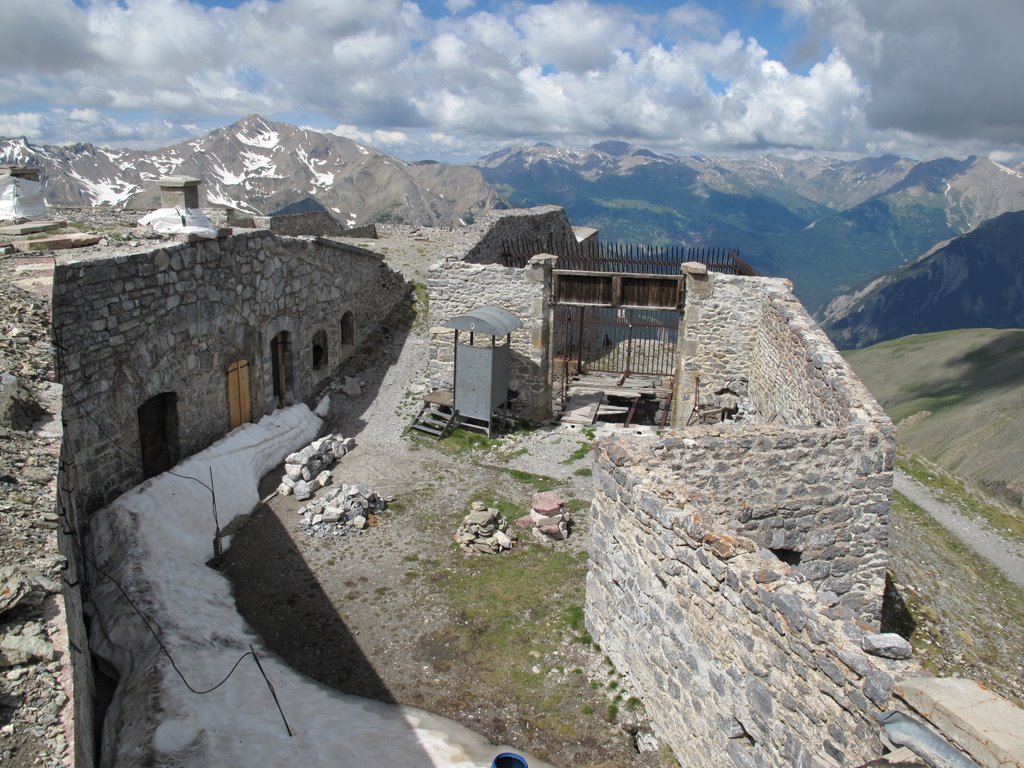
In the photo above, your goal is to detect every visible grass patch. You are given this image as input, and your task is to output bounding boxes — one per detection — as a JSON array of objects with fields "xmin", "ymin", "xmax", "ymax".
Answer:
[
  {"xmin": 442, "ymin": 544, "xmax": 589, "ymax": 710},
  {"xmin": 436, "ymin": 428, "xmax": 501, "ymax": 454},
  {"xmin": 889, "ymin": 490, "xmax": 1024, "ymax": 704},
  {"xmin": 412, "ymin": 282, "xmax": 430, "ymax": 332},
  {"xmin": 505, "ymin": 468, "xmax": 562, "ymax": 492},
  {"xmin": 562, "ymin": 440, "xmax": 594, "ymax": 464},
  {"xmin": 899, "ymin": 451, "xmax": 1024, "ymax": 546},
  {"xmin": 574, "ymin": 467, "xmax": 593, "ymax": 478}
]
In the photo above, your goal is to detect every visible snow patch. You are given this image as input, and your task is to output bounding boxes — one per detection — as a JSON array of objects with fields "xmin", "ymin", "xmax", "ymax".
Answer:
[
  {"xmin": 204, "ymin": 188, "xmax": 258, "ymax": 214},
  {"xmin": 210, "ymin": 162, "xmax": 247, "ymax": 186},
  {"xmin": 990, "ymin": 158, "xmax": 1023, "ymax": 178},
  {"xmin": 87, "ymin": 403, "xmax": 540, "ymax": 767},
  {"xmin": 296, "ymin": 146, "xmax": 335, "ymax": 187},
  {"xmin": 236, "ymin": 127, "xmax": 280, "ymax": 149},
  {"xmin": 66, "ymin": 169, "xmax": 140, "ymax": 206}
]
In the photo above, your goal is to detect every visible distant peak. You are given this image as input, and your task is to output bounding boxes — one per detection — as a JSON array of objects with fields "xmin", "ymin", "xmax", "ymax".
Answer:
[{"xmin": 591, "ymin": 140, "xmax": 631, "ymax": 156}]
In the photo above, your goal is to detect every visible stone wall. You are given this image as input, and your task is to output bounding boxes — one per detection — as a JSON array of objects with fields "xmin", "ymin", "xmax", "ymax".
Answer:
[
  {"xmin": 673, "ymin": 271, "xmax": 891, "ymax": 432},
  {"xmin": 610, "ymin": 423, "xmax": 892, "ymax": 622},
  {"xmin": 586, "ymin": 437, "xmax": 910, "ymax": 767},
  {"xmin": 462, "ymin": 205, "xmax": 576, "ymax": 264},
  {"xmin": 52, "ymin": 232, "xmax": 405, "ymax": 516},
  {"xmin": 749, "ymin": 290, "xmax": 885, "ymax": 428},
  {"xmin": 426, "ymin": 207, "xmax": 577, "ymax": 422}
]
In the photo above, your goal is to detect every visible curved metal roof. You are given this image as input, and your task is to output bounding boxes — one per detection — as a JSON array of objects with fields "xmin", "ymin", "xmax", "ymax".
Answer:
[{"xmin": 442, "ymin": 305, "xmax": 522, "ymax": 336}]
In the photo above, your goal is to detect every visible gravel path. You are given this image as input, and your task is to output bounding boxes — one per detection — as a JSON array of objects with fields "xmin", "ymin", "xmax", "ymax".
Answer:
[{"xmin": 894, "ymin": 469, "xmax": 1024, "ymax": 588}]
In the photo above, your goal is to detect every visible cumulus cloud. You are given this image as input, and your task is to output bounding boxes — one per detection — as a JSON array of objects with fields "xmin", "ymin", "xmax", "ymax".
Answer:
[
  {"xmin": 0, "ymin": 0, "xmax": 1021, "ymax": 161},
  {"xmin": 772, "ymin": 0, "xmax": 1024, "ymax": 144}
]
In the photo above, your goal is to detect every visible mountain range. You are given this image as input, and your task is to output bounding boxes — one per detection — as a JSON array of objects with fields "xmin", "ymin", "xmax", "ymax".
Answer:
[
  {"xmin": 472, "ymin": 142, "xmax": 1024, "ymax": 312},
  {"xmin": 4, "ymin": 115, "xmax": 1024, "ymax": 315},
  {"xmin": 822, "ymin": 210, "xmax": 1024, "ymax": 349},
  {"xmin": 0, "ymin": 115, "xmax": 501, "ymax": 228}
]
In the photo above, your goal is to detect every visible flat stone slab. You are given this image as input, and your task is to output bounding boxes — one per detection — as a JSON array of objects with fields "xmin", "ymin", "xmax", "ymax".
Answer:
[
  {"xmin": 0, "ymin": 220, "xmax": 65, "ymax": 236},
  {"xmin": 532, "ymin": 491, "xmax": 565, "ymax": 515},
  {"xmin": 895, "ymin": 677, "xmax": 1024, "ymax": 768},
  {"xmin": 12, "ymin": 233, "xmax": 101, "ymax": 252}
]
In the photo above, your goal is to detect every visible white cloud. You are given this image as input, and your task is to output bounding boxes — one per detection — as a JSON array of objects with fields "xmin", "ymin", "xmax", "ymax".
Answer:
[
  {"xmin": 0, "ymin": 0, "xmax": 1021, "ymax": 162},
  {"xmin": 444, "ymin": 0, "xmax": 476, "ymax": 13}
]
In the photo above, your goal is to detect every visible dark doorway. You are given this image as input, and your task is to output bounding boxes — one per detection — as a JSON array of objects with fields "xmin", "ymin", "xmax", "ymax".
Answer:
[
  {"xmin": 311, "ymin": 330, "xmax": 328, "ymax": 370},
  {"xmin": 271, "ymin": 331, "xmax": 292, "ymax": 408},
  {"xmin": 138, "ymin": 392, "xmax": 179, "ymax": 478}
]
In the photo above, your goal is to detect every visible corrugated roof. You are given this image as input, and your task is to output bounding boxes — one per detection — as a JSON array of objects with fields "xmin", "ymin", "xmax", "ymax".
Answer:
[{"xmin": 442, "ymin": 305, "xmax": 522, "ymax": 336}]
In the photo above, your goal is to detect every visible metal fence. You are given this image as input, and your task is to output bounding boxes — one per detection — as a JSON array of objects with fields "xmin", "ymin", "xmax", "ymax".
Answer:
[
  {"xmin": 502, "ymin": 237, "xmax": 756, "ymax": 276},
  {"xmin": 554, "ymin": 305, "xmax": 679, "ymax": 376}
]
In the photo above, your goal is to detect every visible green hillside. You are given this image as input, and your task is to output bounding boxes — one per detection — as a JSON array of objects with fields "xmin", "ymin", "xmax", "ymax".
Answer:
[{"xmin": 844, "ymin": 328, "xmax": 1024, "ymax": 508}]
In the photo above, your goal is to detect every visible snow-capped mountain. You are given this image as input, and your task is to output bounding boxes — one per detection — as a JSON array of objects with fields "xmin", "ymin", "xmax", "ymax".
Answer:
[{"xmin": 0, "ymin": 115, "xmax": 503, "ymax": 227}]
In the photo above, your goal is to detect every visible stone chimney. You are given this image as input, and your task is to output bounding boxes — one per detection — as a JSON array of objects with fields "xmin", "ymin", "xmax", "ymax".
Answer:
[{"xmin": 158, "ymin": 176, "xmax": 202, "ymax": 209}]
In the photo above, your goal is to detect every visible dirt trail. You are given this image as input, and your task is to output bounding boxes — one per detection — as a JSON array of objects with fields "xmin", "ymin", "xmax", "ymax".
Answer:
[{"xmin": 894, "ymin": 470, "xmax": 1024, "ymax": 588}]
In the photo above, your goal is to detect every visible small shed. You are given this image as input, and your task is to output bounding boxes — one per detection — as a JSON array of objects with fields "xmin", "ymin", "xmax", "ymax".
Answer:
[{"xmin": 445, "ymin": 306, "xmax": 522, "ymax": 437}]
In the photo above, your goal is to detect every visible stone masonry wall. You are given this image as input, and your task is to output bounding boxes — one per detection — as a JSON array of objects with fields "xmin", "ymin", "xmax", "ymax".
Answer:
[
  {"xmin": 462, "ymin": 205, "xmax": 576, "ymax": 264},
  {"xmin": 673, "ymin": 272, "xmax": 773, "ymax": 422},
  {"xmin": 674, "ymin": 272, "xmax": 891, "ymax": 434},
  {"xmin": 585, "ymin": 436, "xmax": 912, "ymax": 768},
  {"xmin": 52, "ymin": 232, "xmax": 405, "ymax": 516},
  {"xmin": 624, "ymin": 424, "xmax": 892, "ymax": 622},
  {"xmin": 748, "ymin": 291, "xmax": 887, "ymax": 428}
]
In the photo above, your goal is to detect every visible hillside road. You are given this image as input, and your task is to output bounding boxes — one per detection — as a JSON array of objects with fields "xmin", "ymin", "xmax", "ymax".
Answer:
[{"xmin": 894, "ymin": 470, "xmax": 1024, "ymax": 589}]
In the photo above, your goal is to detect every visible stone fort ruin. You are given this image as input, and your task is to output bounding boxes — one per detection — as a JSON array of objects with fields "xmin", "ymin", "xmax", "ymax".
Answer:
[{"xmin": 50, "ymin": 203, "xmax": 1021, "ymax": 767}]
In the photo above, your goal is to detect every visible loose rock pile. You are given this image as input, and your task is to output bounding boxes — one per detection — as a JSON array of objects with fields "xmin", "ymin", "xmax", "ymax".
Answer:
[
  {"xmin": 455, "ymin": 501, "xmax": 516, "ymax": 554},
  {"xmin": 298, "ymin": 484, "xmax": 388, "ymax": 538},
  {"xmin": 277, "ymin": 434, "xmax": 355, "ymax": 501},
  {"xmin": 516, "ymin": 491, "xmax": 572, "ymax": 541}
]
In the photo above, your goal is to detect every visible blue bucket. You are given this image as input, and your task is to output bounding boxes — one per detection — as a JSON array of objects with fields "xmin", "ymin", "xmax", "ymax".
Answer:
[{"xmin": 492, "ymin": 753, "xmax": 528, "ymax": 768}]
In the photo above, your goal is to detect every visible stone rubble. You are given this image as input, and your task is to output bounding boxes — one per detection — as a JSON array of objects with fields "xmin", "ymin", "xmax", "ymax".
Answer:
[
  {"xmin": 516, "ymin": 491, "xmax": 572, "ymax": 541},
  {"xmin": 456, "ymin": 501, "xmax": 517, "ymax": 554},
  {"xmin": 277, "ymin": 433, "xmax": 355, "ymax": 499},
  {"xmin": 0, "ymin": 259, "xmax": 73, "ymax": 766},
  {"xmin": 297, "ymin": 483, "xmax": 389, "ymax": 538}
]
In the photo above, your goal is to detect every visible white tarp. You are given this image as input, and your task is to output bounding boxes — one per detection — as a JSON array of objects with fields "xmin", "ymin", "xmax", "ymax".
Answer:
[
  {"xmin": 138, "ymin": 206, "xmax": 219, "ymax": 238},
  {"xmin": 0, "ymin": 174, "xmax": 47, "ymax": 220}
]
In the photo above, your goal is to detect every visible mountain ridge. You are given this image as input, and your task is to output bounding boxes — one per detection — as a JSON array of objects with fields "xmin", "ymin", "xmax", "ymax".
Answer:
[
  {"xmin": 0, "ymin": 114, "xmax": 503, "ymax": 228},
  {"xmin": 821, "ymin": 209, "xmax": 1024, "ymax": 349}
]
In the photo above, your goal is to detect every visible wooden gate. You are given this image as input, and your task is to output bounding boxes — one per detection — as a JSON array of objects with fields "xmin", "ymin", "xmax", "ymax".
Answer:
[{"xmin": 227, "ymin": 359, "xmax": 251, "ymax": 428}]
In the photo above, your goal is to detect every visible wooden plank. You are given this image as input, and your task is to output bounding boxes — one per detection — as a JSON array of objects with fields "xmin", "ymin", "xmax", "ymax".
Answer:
[{"xmin": 561, "ymin": 392, "xmax": 604, "ymax": 425}]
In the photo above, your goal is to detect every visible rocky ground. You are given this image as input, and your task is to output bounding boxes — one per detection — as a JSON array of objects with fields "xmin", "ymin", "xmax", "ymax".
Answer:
[{"xmin": 0, "ymin": 257, "xmax": 73, "ymax": 767}]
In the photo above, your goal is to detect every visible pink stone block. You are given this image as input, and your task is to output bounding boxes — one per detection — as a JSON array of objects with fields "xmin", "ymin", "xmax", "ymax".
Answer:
[
  {"xmin": 532, "ymin": 491, "xmax": 564, "ymax": 515},
  {"xmin": 516, "ymin": 514, "xmax": 536, "ymax": 528}
]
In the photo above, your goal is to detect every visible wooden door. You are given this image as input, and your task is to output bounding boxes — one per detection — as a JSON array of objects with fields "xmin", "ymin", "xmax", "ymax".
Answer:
[{"xmin": 227, "ymin": 359, "xmax": 251, "ymax": 428}]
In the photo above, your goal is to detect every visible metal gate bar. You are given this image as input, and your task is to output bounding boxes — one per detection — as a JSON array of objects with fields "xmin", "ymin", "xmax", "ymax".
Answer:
[{"xmin": 554, "ymin": 305, "xmax": 679, "ymax": 378}]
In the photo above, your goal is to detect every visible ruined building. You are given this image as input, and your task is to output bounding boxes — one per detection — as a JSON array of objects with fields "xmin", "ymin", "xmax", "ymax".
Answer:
[{"xmin": 51, "ymin": 203, "xmax": 1021, "ymax": 767}]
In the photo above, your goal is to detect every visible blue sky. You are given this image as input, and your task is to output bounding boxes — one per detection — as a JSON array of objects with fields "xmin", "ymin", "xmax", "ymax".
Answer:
[{"xmin": 5, "ymin": 0, "xmax": 1024, "ymax": 163}]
